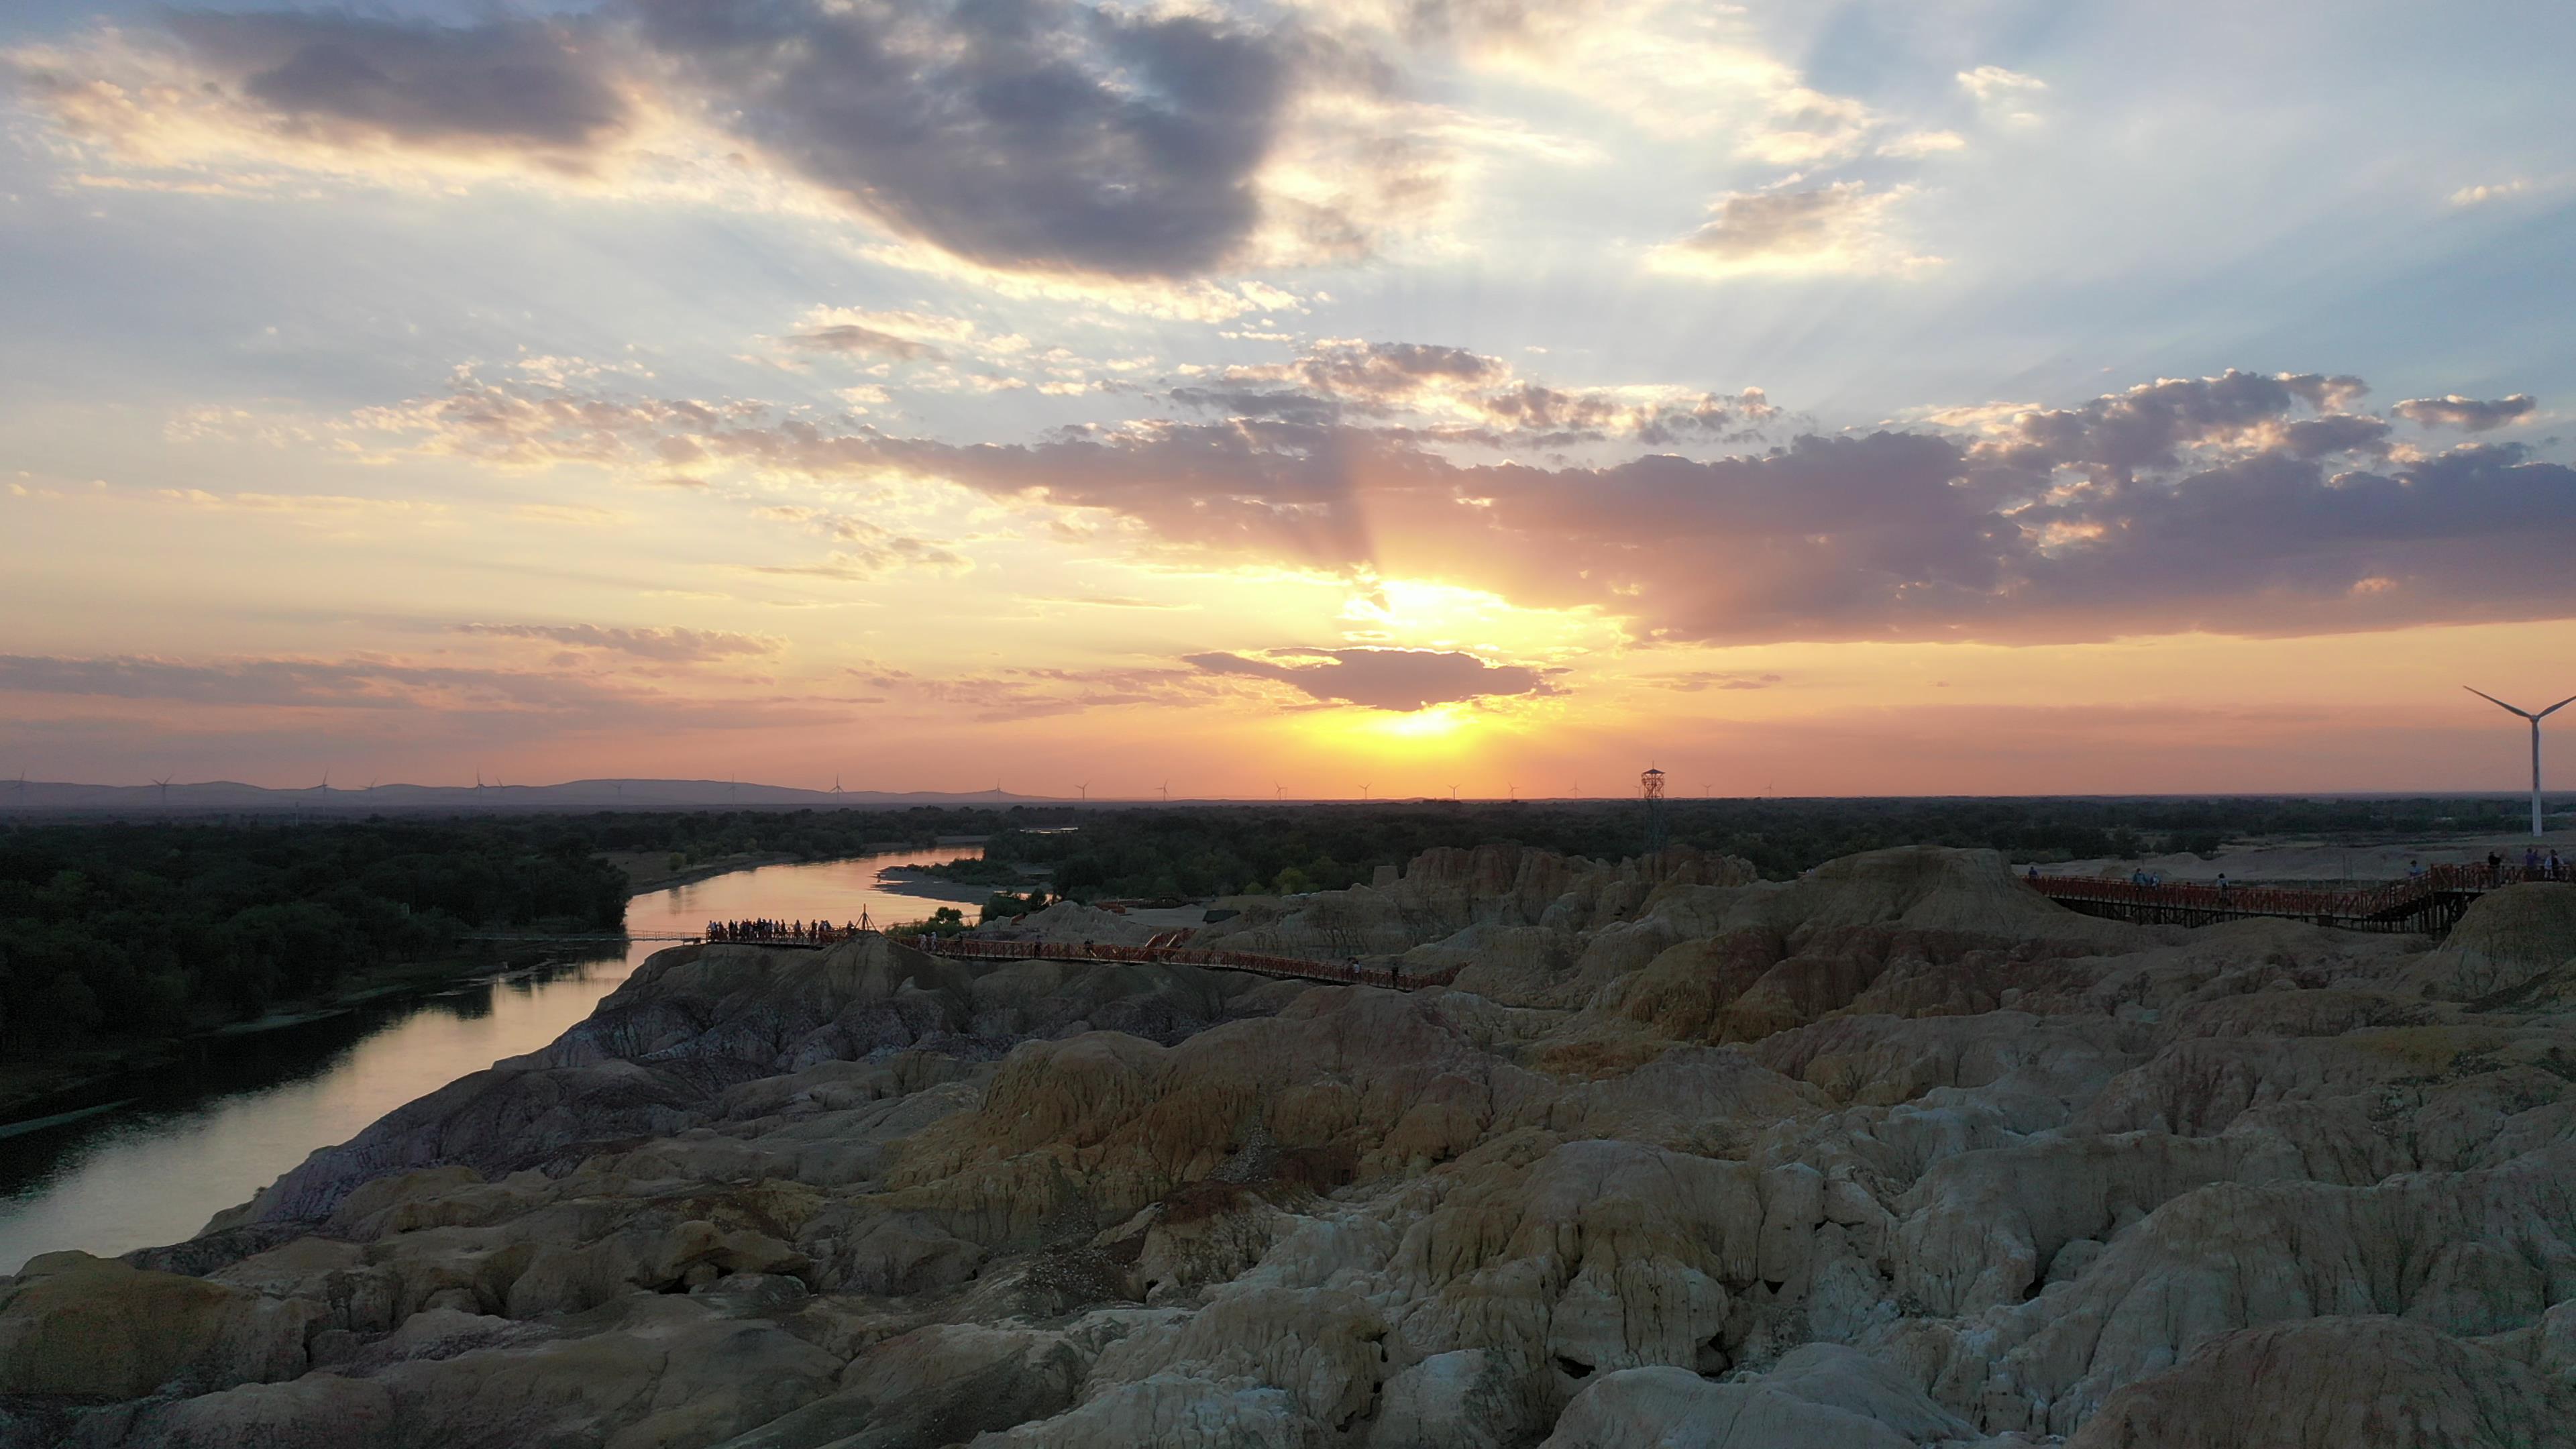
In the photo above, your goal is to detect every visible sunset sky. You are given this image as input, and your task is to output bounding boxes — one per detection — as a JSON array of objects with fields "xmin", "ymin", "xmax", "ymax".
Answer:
[{"xmin": 3, "ymin": 0, "xmax": 2573, "ymax": 798}]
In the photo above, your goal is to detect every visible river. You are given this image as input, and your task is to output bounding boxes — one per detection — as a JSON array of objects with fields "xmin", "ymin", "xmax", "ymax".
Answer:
[{"xmin": 0, "ymin": 845, "xmax": 985, "ymax": 1273}]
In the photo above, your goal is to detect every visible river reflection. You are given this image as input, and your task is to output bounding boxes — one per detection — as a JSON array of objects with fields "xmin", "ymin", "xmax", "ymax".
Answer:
[{"xmin": 0, "ymin": 845, "xmax": 983, "ymax": 1271}]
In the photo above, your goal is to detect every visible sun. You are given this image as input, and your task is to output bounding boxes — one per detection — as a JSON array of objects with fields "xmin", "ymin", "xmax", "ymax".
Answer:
[{"xmin": 1375, "ymin": 705, "xmax": 1470, "ymax": 740}]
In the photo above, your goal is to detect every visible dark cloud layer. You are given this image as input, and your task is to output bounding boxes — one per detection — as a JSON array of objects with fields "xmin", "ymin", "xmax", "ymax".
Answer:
[
  {"xmin": 631, "ymin": 0, "xmax": 1298, "ymax": 276},
  {"xmin": 1980, "ymin": 370, "xmax": 2377, "ymax": 482},
  {"xmin": 380, "ymin": 362, "xmax": 2575, "ymax": 648},
  {"xmin": 23, "ymin": 0, "xmax": 1332, "ymax": 278},
  {"xmin": 1187, "ymin": 648, "xmax": 1563, "ymax": 711},
  {"xmin": 2394, "ymin": 394, "xmax": 2538, "ymax": 432},
  {"xmin": 163, "ymin": 11, "xmax": 629, "ymax": 154}
]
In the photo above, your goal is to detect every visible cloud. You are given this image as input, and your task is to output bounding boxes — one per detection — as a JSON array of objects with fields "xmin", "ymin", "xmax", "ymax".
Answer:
[
  {"xmin": 453, "ymin": 623, "xmax": 779, "ymax": 662},
  {"xmin": 13, "ymin": 1, "xmax": 1403, "ymax": 280},
  {"xmin": 161, "ymin": 11, "xmax": 629, "ymax": 156},
  {"xmin": 1169, "ymin": 339, "xmax": 1777, "ymax": 446},
  {"xmin": 1878, "ymin": 129, "xmax": 1966, "ymax": 158},
  {"xmin": 749, "ymin": 506, "xmax": 970, "ymax": 574},
  {"xmin": 2447, "ymin": 179, "xmax": 2534, "ymax": 207},
  {"xmin": 1976, "ymin": 370, "xmax": 2381, "ymax": 482},
  {"xmin": 5, "ymin": 12, "xmax": 632, "ymax": 180},
  {"xmin": 841, "ymin": 659, "xmax": 1215, "ymax": 722},
  {"xmin": 1185, "ymin": 646, "xmax": 1564, "ymax": 710},
  {"xmin": 1654, "ymin": 182, "xmax": 1938, "ymax": 280},
  {"xmin": 628, "ymin": 0, "xmax": 1304, "ymax": 278},
  {"xmin": 155, "ymin": 488, "xmax": 442, "ymax": 518},
  {"xmin": 1644, "ymin": 670, "xmax": 1784, "ymax": 693},
  {"xmin": 786, "ymin": 325, "xmax": 943, "ymax": 362},
  {"xmin": 2393, "ymin": 394, "xmax": 2537, "ymax": 432},
  {"xmin": 0, "ymin": 653, "xmax": 627, "ymax": 711},
  {"xmin": 1956, "ymin": 64, "xmax": 2045, "ymax": 103},
  {"xmin": 349, "ymin": 360, "xmax": 2576, "ymax": 647}
]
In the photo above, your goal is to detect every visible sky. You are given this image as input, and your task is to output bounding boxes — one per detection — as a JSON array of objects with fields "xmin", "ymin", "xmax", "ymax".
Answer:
[{"xmin": 2, "ymin": 0, "xmax": 2573, "ymax": 800}]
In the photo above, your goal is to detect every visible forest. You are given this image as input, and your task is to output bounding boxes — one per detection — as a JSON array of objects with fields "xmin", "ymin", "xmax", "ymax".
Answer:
[
  {"xmin": 0, "ymin": 818, "xmax": 629, "ymax": 1053},
  {"xmin": 928, "ymin": 794, "xmax": 2542, "ymax": 902}
]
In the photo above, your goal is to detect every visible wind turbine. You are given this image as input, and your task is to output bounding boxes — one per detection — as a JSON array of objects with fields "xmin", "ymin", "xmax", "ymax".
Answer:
[
  {"xmin": 2465, "ymin": 686, "xmax": 2576, "ymax": 837},
  {"xmin": 1359, "ymin": 782, "xmax": 1371, "ymax": 801},
  {"xmin": 153, "ymin": 775, "xmax": 172, "ymax": 818},
  {"xmin": 1158, "ymin": 781, "xmax": 1170, "ymax": 802},
  {"xmin": 830, "ymin": 774, "xmax": 845, "ymax": 794},
  {"xmin": 1275, "ymin": 784, "xmax": 1284, "ymax": 799},
  {"xmin": 1077, "ymin": 782, "xmax": 1089, "ymax": 802},
  {"xmin": 1508, "ymin": 780, "xmax": 1517, "ymax": 801}
]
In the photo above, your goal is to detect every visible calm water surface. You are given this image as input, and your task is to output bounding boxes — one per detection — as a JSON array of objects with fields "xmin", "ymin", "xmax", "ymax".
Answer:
[{"xmin": 0, "ymin": 846, "xmax": 981, "ymax": 1272}]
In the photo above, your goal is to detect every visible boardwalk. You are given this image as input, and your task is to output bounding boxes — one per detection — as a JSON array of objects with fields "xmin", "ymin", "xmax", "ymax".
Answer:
[
  {"xmin": 2027, "ymin": 861, "xmax": 2557, "ymax": 933},
  {"xmin": 907, "ymin": 933, "xmax": 1464, "ymax": 991}
]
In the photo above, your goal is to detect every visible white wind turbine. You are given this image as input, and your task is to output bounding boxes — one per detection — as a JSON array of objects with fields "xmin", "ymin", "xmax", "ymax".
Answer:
[{"xmin": 2466, "ymin": 686, "xmax": 2576, "ymax": 837}]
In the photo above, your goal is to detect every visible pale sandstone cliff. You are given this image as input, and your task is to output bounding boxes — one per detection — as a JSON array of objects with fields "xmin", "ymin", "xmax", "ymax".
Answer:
[{"xmin": 0, "ymin": 845, "xmax": 2569, "ymax": 1448}]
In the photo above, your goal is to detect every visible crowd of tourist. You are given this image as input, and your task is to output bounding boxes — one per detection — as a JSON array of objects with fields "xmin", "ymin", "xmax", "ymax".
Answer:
[{"xmin": 704, "ymin": 914, "xmax": 873, "ymax": 945}]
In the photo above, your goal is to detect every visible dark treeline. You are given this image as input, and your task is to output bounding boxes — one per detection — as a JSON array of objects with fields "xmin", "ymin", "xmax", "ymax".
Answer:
[
  {"xmin": 942, "ymin": 795, "xmax": 2545, "ymax": 902},
  {"xmin": 0, "ymin": 806, "xmax": 1037, "ymax": 1052},
  {"xmin": 0, "ymin": 819, "xmax": 624, "ymax": 1052},
  {"xmin": 611, "ymin": 806, "xmax": 1028, "ymax": 872}
]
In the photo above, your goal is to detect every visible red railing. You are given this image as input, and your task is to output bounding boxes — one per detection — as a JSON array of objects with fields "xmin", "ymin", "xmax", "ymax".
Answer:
[
  {"xmin": 2027, "ymin": 861, "xmax": 2555, "ymax": 926},
  {"xmin": 905, "ymin": 934, "xmax": 1464, "ymax": 991}
]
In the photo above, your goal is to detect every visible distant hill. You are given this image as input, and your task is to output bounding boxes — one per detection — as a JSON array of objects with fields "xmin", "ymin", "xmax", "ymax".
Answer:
[{"xmin": 0, "ymin": 777, "xmax": 1071, "ymax": 817}]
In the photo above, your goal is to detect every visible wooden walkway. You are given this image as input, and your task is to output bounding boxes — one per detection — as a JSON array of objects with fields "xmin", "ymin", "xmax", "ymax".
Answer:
[
  {"xmin": 2027, "ymin": 862, "xmax": 2557, "ymax": 933},
  {"xmin": 906, "ymin": 933, "xmax": 1463, "ymax": 991}
]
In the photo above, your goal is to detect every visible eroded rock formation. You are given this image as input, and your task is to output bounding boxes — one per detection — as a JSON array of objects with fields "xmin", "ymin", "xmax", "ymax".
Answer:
[{"xmin": 2, "ymin": 845, "xmax": 2570, "ymax": 1448}]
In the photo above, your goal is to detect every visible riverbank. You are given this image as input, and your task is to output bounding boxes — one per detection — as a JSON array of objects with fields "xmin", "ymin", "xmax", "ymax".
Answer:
[
  {"xmin": 0, "ymin": 845, "xmax": 1002, "ymax": 1125},
  {"xmin": 0, "ymin": 943, "xmax": 572, "ymax": 1126},
  {"xmin": 0, "ymin": 858, "xmax": 767, "ymax": 1125}
]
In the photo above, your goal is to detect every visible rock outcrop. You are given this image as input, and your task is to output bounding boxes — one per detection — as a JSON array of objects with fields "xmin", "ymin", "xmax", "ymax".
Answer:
[{"xmin": 3, "ymin": 845, "xmax": 2569, "ymax": 1449}]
